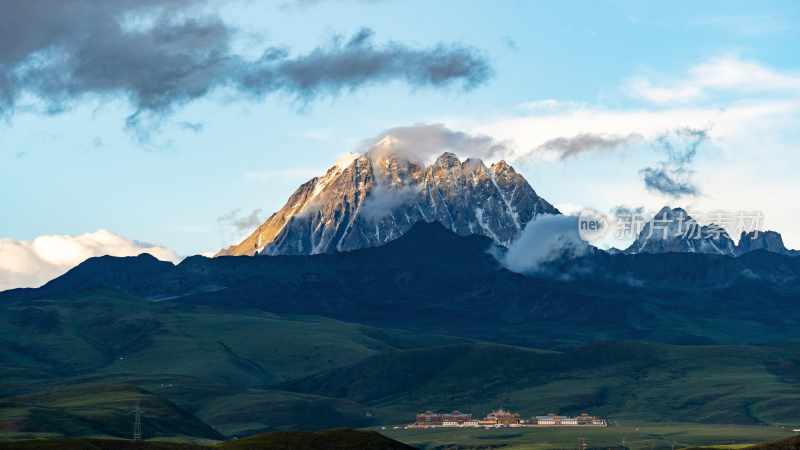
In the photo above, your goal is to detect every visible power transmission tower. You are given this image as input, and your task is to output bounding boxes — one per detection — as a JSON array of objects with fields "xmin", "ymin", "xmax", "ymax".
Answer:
[{"xmin": 133, "ymin": 401, "xmax": 142, "ymax": 441}]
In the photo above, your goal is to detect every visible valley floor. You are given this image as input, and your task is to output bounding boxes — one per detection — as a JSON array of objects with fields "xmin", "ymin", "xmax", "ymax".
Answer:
[
  {"xmin": 0, "ymin": 424, "xmax": 796, "ymax": 450},
  {"xmin": 381, "ymin": 423, "xmax": 799, "ymax": 450}
]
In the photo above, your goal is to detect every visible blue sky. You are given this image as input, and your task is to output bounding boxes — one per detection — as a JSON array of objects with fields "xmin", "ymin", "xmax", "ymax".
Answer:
[{"xmin": 1, "ymin": 0, "xmax": 799, "ymax": 289}]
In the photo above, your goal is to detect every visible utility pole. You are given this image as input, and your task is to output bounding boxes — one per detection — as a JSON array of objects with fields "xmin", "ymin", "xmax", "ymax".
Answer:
[{"xmin": 133, "ymin": 401, "xmax": 142, "ymax": 441}]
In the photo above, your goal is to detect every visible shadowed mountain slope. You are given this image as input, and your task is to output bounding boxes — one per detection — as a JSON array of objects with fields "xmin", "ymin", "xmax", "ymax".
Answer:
[{"xmin": 6, "ymin": 222, "xmax": 800, "ymax": 347}]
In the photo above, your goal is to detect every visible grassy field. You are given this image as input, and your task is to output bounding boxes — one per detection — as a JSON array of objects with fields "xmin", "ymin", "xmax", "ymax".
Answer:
[
  {"xmin": 0, "ymin": 381, "xmax": 223, "ymax": 441},
  {"xmin": 282, "ymin": 342, "xmax": 800, "ymax": 426},
  {"xmin": 0, "ymin": 426, "xmax": 795, "ymax": 450},
  {"xmin": 4, "ymin": 291, "xmax": 800, "ymax": 441},
  {"xmin": 0, "ymin": 429, "xmax": 412, "ymax": 450},
  {"xmin": 381, "ymin": 423, "xmax": 799, "ymax": 450}
]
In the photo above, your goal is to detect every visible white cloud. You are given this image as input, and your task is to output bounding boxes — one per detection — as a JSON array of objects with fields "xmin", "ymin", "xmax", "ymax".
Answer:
[
  {"xmin": 360, "ymin": 185, "xmax": 419, "ymax": 221},
  {"xmin": 516, "ymin": 99, "xmax": 575, "ymax": 112},
  {"xmin": 501, "ymin": 215, "xmax": 590, "ymax": 275},
  {"xmin": 465, "ymin": 99, "xmax": 800, "ymax": 163},
  {"xmin": 627, "ymin": 55, "xmax": 800, "ymax": 104},
  {"xmin": 445, "ymin": 56, "xmax": 800, "ymax": 249},
  {"xmin": 467, "ymin": 99, "xmax": 800, "ymax": 248},
  {"xmin": 0, "ymin": 230, "xmax": 179, "ymax": 292},
  {"xmin": 362, "ymin": 123, "xmax": 511, "ymax": 164}
]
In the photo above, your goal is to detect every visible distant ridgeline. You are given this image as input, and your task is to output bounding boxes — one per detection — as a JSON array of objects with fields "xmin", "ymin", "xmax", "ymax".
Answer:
[{"xmin": 14, "ymin": 219, "xmax": 800, "ymax": 346}]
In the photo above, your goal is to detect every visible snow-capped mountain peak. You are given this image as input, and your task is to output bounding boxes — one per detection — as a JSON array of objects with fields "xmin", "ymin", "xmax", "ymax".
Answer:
[
  {"xmin": 218, "ymin": 150, "xmax": 559, "ymax": 256},
  {"xmin": 625, "ymin": 206, "xmax": 737, "ymax": 256}
]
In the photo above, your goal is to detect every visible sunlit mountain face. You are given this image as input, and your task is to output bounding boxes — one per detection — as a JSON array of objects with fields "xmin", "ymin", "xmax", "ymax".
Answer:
[{"xmin": 219, "ymin": 146, "xmax": 558, "ymax": 256}]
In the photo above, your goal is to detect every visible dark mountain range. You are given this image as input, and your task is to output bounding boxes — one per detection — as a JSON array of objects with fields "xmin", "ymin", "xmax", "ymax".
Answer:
[{"xmin": 7, "ymin": 222, "xmax": 800, "ymax": 347}]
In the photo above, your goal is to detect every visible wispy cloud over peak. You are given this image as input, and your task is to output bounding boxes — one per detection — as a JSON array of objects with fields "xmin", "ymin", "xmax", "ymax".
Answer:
[
  {"xmin": 362, "ymin": 123, "xmax": 510, "ymax": 163},
  {"xmin": 535, "ymin": 132, "xmax": 644, "ymax": 160}
]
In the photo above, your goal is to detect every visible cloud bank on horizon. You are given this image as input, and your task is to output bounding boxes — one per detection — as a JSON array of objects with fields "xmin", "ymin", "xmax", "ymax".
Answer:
[{"xmin": 0, "ymin": 230, "xmax": 178, "ymax": 292}]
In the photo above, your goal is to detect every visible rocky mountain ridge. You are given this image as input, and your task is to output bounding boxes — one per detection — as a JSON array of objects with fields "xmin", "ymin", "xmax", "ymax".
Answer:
[
  {"xmin": 737, "ymin": 230, "xmax": 798, "ymax": 257},
  {"xmin": 625, "ymin": 207, "xmax": 737, "ymax": 256},
  {"xmin": 219, "ymin": 144, "xmax": 559, "ymax": 256},
  {"xmin": 625, "ymin": 206, "xmax": 797, "ymax": 257}
]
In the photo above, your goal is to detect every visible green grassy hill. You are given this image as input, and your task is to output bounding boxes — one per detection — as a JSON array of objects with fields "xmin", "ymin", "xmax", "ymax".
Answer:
[
  {"xmin": 737, "ymin": 435, "xmax": 800, "ymax": 450},
  {"xmin": 0, "ymin": 439, "xmax": 210, "ymax": 450},
  {"xmin": 0, "ymin": 381, "xmax": 221, "ymax": 441},
  {"xmin": 0, "ymin": 290, "xmax": 467, "ymax": 438},
  {"xmin": 3, "ymin": 287, "xmax": 800, "ymax": 441},
  {"xmin": 219, "ymin": 429, "xmax": 415, "ymax": 450},
  {"xmin": 282, "ymin": 342, "xmax": 800, "ymax": 426},
  {"xmin": 0, "ymin": 290, "xmax": 466, "ymax": 387},
  {"xmin": 685, "ymin": 435, "xmax": 800, "ymax": 450},
  {"xmin": 0, "ymin": 429, "xmax": 413, "ymax": 450}
]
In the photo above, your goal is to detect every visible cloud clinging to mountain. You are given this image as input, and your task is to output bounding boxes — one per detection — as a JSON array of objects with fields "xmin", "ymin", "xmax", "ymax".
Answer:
[
  {"xmin": 364, "ymin": 123, "xmax": 510, "ymax": 163},
  {"xmin": 501, "ymin": 215, "xmax": 590, "ymax": 275},
  {"xmin": 0, "ymin": 1, "xmax": 491, "ymax": 135}
]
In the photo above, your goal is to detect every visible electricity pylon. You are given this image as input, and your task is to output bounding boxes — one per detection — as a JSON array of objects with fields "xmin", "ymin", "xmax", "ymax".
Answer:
[{"xmin": 133, "ymin": 401, "xmax": 142, "ymax": 441}]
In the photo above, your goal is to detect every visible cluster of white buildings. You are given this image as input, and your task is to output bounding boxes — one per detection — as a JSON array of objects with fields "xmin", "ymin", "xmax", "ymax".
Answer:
[
  {"xmin": 533, "ymin": 412, "xmax": 607, "ymax": 427},
  {"xmin": 412, "ymin": 410, "xmax": 607, "ymax": 429}
]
